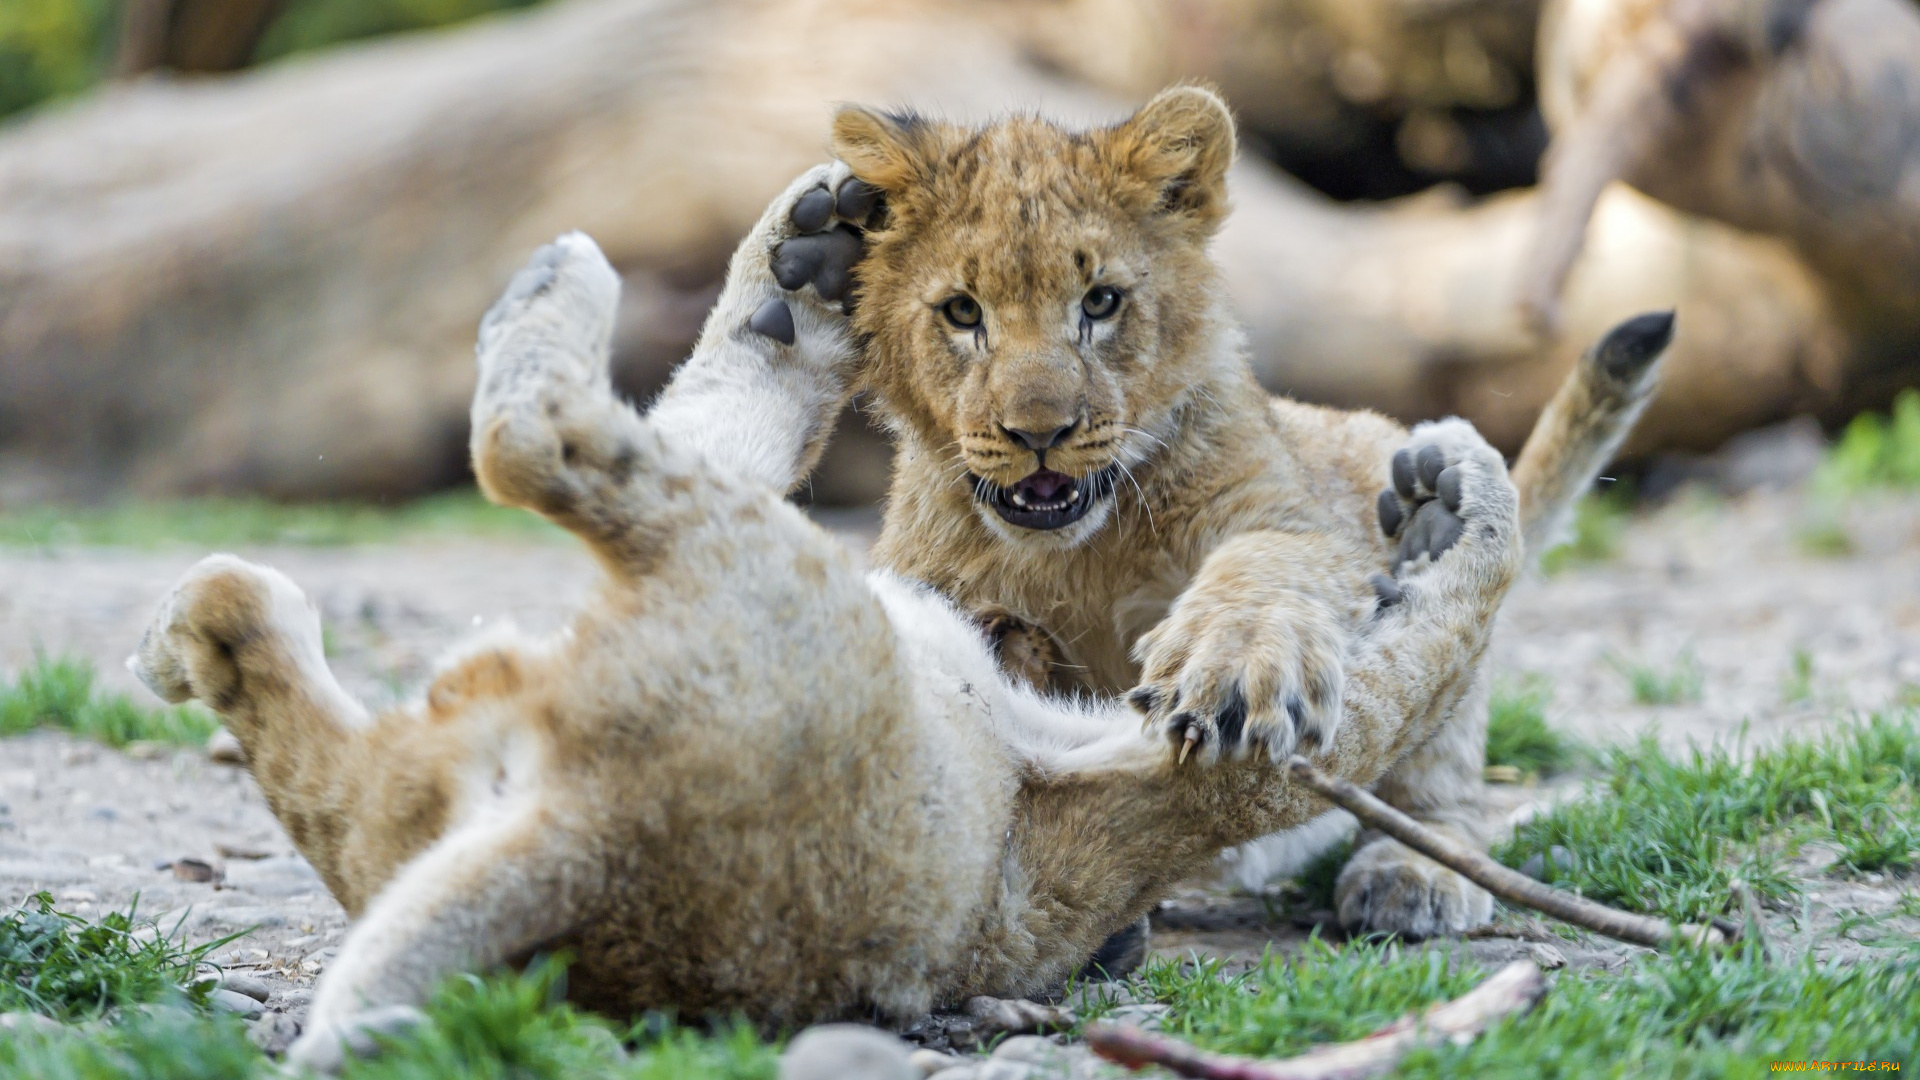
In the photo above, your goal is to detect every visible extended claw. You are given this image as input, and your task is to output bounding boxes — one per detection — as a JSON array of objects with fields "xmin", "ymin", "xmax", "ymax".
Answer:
[{"xmin": 1179, "ymin": 727, "xmax": 1199, "ymax": 765}]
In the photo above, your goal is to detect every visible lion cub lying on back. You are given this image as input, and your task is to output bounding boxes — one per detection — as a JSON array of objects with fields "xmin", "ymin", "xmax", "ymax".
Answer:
[{"xmin": 132, "ymin": 189, "xmax": 1526, "ymax": 1066}]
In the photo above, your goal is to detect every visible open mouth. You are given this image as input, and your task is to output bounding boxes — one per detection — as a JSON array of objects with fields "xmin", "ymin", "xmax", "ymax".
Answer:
[{"xmin": 970, "ymin": 466, "xmax": 1119, "ymax": 531}]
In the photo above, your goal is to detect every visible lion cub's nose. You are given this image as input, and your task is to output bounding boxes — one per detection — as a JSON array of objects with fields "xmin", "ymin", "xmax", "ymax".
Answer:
[{"xmin": 1002, "ymin": 421, "xmax": 1077, "ymax": 451}]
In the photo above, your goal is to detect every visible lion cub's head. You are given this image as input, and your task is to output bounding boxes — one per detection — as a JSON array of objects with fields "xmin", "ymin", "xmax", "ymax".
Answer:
[{"xmin": 832, "ymin": 86, "xmax": 1237, "ymax": 547}]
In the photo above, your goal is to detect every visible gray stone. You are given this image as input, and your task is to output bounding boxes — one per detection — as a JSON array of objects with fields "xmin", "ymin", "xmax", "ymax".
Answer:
[
  {"xmin": 989, "ymin": 1036, "xmax": 1062, "ymax": 1065},
  {"xmin": 908, "ymin": 1048, "xmax": 960, "ymax": 1077},
  {"xmin": 781, "ymin": 1024, "xmax": 916, "ymax": 1080},
  {"xmin": 220, "ymin": 973, "xmax": 274, "ymax": 1003},
  {"xmin": 211, "ymin": 988, "xmax": 266, "ymax": 1020}
]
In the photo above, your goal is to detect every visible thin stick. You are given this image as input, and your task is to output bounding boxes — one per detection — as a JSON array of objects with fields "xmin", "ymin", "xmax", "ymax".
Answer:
[
  {"xmin": 1729, "ymin": 879, "xmax": 1772, "ymax": 961},
  {"xmin": 1285, "ymin": 756, "xmax": 1729, "ymax": 950},
  {"xmin": 1085, "ymin": 960, "xmax": 1547, "ymax": 1080}
]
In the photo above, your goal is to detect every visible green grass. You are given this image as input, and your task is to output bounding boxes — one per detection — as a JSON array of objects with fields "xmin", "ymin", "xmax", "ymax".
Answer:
[
  {"xmin": 1497, "ymin": 714, "xmax": 1920, "ymax": 923},
  {"xmin": 1608, "ymin": 649, "xmax": 1704, "ymax": 706},
  {"xmin": 1814, "ymin": 388, "xmax": 1920, "ymax": 494},
  {"xmin": 0, "ymin": 937, "xmax": 777, "ymax": 1080},
  {"xmin": 0, "ymin": 491, "xmax": 558, "ymax": 549},
  {"xmin": 0, "ymin": 892, "xmax": 223, "ymax": 1023},
  {"xmin": 1486, "ymin": 676, "xmax": 1578, "ymax": 778},
  {"xmin": 1781, "ymin": 648, "xmax": 1816, "ymax": 706},
  {"xmin": 1090, "ymin": 939, "xmax": 1917, "ymax": 1078},
  {"xmin": 0, "ymin": 654, "xmax": 216, "ymax": 747},
  {"xmin": 1539, "ymin": 485, "xmax": 1632, "ymax": 575}
]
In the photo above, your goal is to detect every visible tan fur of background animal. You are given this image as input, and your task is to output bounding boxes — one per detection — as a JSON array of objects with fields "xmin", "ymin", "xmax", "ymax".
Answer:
[{"xmin": 130, "ymin": 171, "xmax": 1533, "ymax": 1067}]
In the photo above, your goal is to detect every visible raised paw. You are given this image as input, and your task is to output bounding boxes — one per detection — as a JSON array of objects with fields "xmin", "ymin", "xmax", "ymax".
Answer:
[
  {"xmin": 733, "ymin": 162, "xmax": 884, "ymax": 350},
  {"xmin": 1375, "ymin": 418, "xmax": 1516, "ymax": 584},
  {"xmin": 1128, "ymin": 587, "xmax": 1346, "ymax": 766},
  {"xmin": 476, "ymin": 231, "xmax": 621, "ymax": 380},
  {"xmin": 127, "ymin": 554, "xmax": 317, "ymax": 714},
  {"xmin": 1333, "ymin": 834, "xmax": 1493, "ymax": 939}
]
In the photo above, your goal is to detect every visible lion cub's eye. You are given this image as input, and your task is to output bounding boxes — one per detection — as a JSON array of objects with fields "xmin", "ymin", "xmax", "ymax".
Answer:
[
  {"xmin": 1081, "ymin": 285, "xmax": 1123, "ymax": 320},
  {"xmin": 941, "ymin": 295, "xmax": 983, "ymax": 329}
]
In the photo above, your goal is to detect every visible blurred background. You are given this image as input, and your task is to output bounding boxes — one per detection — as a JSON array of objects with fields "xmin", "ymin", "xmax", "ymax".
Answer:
[
  {"xmin": 2, "ymin": 0, "xmax": 1917, "ymax": 512},
  {"xmin": 4, "ymin": 1, "xmax": 1920, "ymax": 1038}
]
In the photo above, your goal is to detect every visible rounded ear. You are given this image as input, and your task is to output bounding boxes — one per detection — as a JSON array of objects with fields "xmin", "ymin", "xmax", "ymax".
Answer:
[
  {"xmin": 831, "ymin": 104, "xmax": 934, "ymax": 193},
  {"xmin": 1102, "ymin": 85, "xmax": 1237, "ymax": 225}
]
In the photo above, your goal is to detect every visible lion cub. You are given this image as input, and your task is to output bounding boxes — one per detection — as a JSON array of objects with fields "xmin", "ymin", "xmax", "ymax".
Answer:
[
  {"xmin": 705, "ymin": 86, "xmax": 1672, "ymax": 937},
  {"xmin": 132, "ymin": 182, "xmax": 1527, "ymax": 1066}
]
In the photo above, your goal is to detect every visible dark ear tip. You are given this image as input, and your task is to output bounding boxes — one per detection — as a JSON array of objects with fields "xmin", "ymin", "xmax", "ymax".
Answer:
[{"xmin": 1593, "ymin": 310, "xmax": 1676, "ymax": 381}]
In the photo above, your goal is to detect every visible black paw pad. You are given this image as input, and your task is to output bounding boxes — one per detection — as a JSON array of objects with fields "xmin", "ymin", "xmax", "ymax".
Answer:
[
  {"xmin": 748, "ymin": 298, "xmax": 795, "ymax": 345},
  {"xmin": 835, "ymin": 178, "xmax": 880, "ymax": 224},
  {"xmin": 790, "ymin": 186, "xmax": 835, "ymax": 234},
  {"xmin": 1369, "ymin": 573, "xmax": 1402, "ymax": 609},
  {"xmin": 1377, "ymin": 489, "xmax": 1403, "ymax": 537},
  {"xmin": 1436, "ymin": 466, "xmax": 1463, "ymax": 513},
  {"xmin": 771, "ymin": 238, "xmax": 824, "ymax": 291},
  {"xmin": 1391, "ymin": 449, "xmax": 1417, "ymax": 499},
  {"xmin": 811, "ymin": 227, "xmax": 863, "ymax": 302},
  {"xmin": 1397, "ymin": 501, "xmax": 1464, "ymax": 564},
  {"xmin": 1415, "ymin": 445, "xmax": 1447, "ymax": 490}
]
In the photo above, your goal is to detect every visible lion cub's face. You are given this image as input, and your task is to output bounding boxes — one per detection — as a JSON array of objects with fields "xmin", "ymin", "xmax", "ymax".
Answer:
[{"xmin": 833, "ymin": 87, "xmax": 1238, "ymax": 547}]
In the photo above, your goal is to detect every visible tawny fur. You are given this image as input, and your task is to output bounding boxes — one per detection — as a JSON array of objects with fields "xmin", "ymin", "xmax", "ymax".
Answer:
[
  {"xmin": 132, "ymin": 180, "xmax": 1530, "ymax": 1066},
  {"xmin": 816, "ymin": 87, "xmax": 1665, "ymax": 931}
]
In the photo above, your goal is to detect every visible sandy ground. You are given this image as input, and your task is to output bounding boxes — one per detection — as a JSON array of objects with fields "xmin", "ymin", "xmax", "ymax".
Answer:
[{"xmin": 3, "ymin": 489, "xmax": 1917, "ymax": 1040}]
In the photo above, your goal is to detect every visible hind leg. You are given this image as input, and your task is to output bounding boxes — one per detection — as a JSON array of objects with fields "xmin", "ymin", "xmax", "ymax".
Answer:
[
  {"xmin": 129, "ymin": 557, "xmax": 370, "ymax": 869},
  {"xmin": 287, "ymin": 800, "xmax": 603, "ymax": 1072}
]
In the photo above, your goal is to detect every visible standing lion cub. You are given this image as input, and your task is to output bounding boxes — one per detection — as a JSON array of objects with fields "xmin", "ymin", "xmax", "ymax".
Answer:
[
  {"xmin": 133, "ymin": 187, "xmax": 1535, "ymax": 1065},
  {"xmin": 698, "ymin": 85, "xmax": 1672, "ymax": 937}
]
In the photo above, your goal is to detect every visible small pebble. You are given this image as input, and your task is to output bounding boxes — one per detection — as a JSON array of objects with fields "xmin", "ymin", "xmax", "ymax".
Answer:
[
  {"xmin": 780, "ymin": 1024, "xmax": 915, "ymax": 1080},
  {"xmin": 990, "ymin": 1035, "xmax": 1061, "ymax": 1065},
  {"xmin": 172, "ymin": 856, "xmax": 225, "ymax": 884},
  {"xmin": 908, "ymin": 1048, "xmax": 959, "ymax": 1077},
  {"xmin": 221, "ymin": 973, "xmax": 273, "ymax": 1003}
]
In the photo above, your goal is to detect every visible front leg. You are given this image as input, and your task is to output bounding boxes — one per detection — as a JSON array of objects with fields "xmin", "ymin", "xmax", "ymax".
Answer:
[
  {"xmin": 1129, "ymin": 534, "xmax": 1371, "ymax": 765},
  {"xmin": 645, "ymin": 162, "xmax": 880, "ymax": 493},
  {"xmin": 1335, "ymin": 418, "xmax": 1509, "ymax": 938}
]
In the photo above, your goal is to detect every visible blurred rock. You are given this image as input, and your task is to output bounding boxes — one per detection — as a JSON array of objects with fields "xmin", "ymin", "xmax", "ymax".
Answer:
[{"xmin": 780, "ymin": 1024, "xmax": 916, "ymax": 1080}]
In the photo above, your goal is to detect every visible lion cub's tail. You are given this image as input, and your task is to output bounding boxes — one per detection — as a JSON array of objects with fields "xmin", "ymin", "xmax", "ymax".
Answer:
[{"xmin": 1509, "ymin": 312, "xmax": 1673, "ymax": 560}]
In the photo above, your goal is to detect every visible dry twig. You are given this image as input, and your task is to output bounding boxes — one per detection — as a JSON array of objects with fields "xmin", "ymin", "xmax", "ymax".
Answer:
[
  {"xmin": 1285, "ymin": 756, "xmax": 1732, "ymax": 950},
  {"xmin": 1085, "ymin": 960, "xmax": 1548, "ymax": 1079}
]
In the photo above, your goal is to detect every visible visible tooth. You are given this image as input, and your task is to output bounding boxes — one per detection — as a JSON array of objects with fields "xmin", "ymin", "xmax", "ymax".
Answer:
[
  {"xmin": 1010, "ymin": 490, "xmax": 1029, "ymax": 508},
  {"xmin": 1179, "ymin": 729, "xmax": 1198, "ymax": 764},
  {"xmin": 1067, "ymin": 487, "xmax": 1081, "ymax": 504}
]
